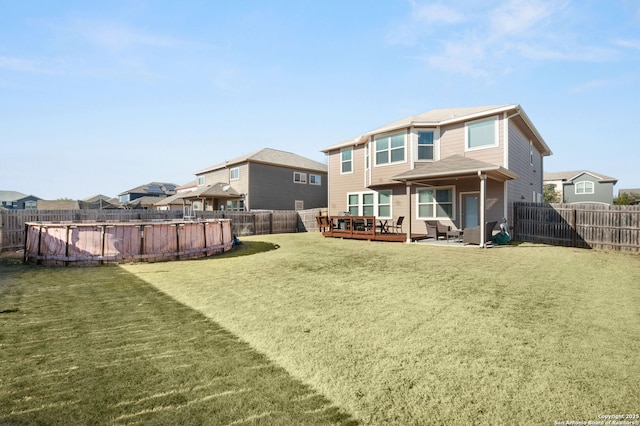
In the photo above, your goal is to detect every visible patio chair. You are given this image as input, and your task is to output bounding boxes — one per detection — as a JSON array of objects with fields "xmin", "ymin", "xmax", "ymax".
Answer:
[
  {"xmin": 424, "ymin": 220, "xmax": 450, "ymax": 239},
  {"xmin": 388, "ymin": 216, "xmax": 404, "ymax": 233},
  {"xmin": 463, "ymin": 221, "xmax": 498, "ymax": 245}
]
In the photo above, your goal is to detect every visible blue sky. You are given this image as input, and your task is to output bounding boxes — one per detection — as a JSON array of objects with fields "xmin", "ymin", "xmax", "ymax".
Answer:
[{"xmin": 1, "ymin": 0, "xmax": 639, "ymax": 200}]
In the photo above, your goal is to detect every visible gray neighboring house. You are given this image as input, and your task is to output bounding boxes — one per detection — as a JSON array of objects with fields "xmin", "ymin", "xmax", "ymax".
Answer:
[
  {"xmin": 189, "ymin": 148, "xmax": 328, "ymax": 211},
  {"xmin": 544, "ymin": 170, "xmax": 617, "ymax": 204},
  {"xmin": 0, "ymin": 191, "xmax": 41, "ymax": 209}
]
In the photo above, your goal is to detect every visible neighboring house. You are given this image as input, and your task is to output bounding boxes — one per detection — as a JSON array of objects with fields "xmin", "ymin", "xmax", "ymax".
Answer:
[
  {"xmin": 37, "ymin": 198, "xmax": 123, "ymax": 210},
  {"xmin": 321, "ymin": 104, "xmax": 552, "ymax": 243},
  {"xmin": 83, "ymin": 194, "xmax": 123, "ymax": 209},
  {"xmin": 154, "ymin": 182, "xmax": 196, "ymax": 212},
  {"xmin": 0, "ymin": 191, "xmax": 41, "ymax": 209},
  {"xmin": 617, "ymin": 188, "xmax": 640, "ymax": 205},
  {"xmin": 186, "ymin": 148, "xmax": 328, "ymax": 211},
  {"xmin": 544, "ymin": 171, "xmax": 617, "ymax": 205},
  {"xmin": 117, "ymin": 182, "xmax": 178, "ymax": 208}
]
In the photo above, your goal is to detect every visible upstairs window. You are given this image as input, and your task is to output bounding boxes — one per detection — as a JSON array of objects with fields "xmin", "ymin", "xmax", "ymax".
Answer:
[
  {"xmin": 417, "ymin": 130, "xmax": 434, "ymax": 161},
  {"xmin": 341, "ymin": 148, "xmax": 353, "ymax": 174},
  {"xmin": 575, "ymin": 181, "xmax": 594, "ymax": 194},
  {"xmin": 294, "ymin": 172, "xmax": 307, "ymax": 183},
  {"xmin": 309, "ymin": 174, "xmax": 321, "ymax": 185},
  {"xmin": 375, "ymin": 132, "xmax": 405, "ymax": 166},
  {"xmin": 466, "ymin": 117, "xmax": 498, "ymax": 151},
  {"xmin": 197, "ymin": 176, "xmax": 205, "ymax": 186},
  {"xmin": 230, "ymin": 167, "xmax": 240, "ymax": 180}
]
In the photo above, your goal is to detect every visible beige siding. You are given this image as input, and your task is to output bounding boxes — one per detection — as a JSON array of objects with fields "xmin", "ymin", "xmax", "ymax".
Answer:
[
  {"xmin": 201, "ymin": 169, "xmax": 228, "ymax": 186},
  {"xmin": 327, "ymin": 145, "xmax": 369, "ymax": 215},
  {"xmin": 439, "ymin": 116, "xmax": 505, "ymax": 165},
  {"xmin": 507, "ymin": 120, "xmax": 542, "ymax": 222}
]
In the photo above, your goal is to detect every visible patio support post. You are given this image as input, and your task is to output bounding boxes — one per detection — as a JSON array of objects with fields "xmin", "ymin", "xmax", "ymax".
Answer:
[
  {"xmin": 406, "ymin": 182, "xmax": 412, "ymax": 243},
  {"xmin": 479, "ymin": 172, "xmax": 487, "ymax": 248}
]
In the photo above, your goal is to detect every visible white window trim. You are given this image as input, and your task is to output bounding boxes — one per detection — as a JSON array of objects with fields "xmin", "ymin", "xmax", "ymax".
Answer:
[
  {"xmin": 341, "ymin": 147, "xmax": 353, "ymax": 175},
  {"xmin": 346, "ymin": 191, "xmax": 393, "ymax": 218},
  {"xmin": 377, "ymin": 190, "xmax": 393, "ymax": 219},
  {"xmin": 197, "ymin": 176, "xmax": 205, "ymax": 186},
  {"xmin": 413, "ymin": 128, "xmax": 439, "ymax": 162},
  {"xmin": 230, "ymin": 167, "xmax": 240, "ymax": 181},
  {"xmin": 416, "ymin": 186, "xmax": 456, "ymax": 220},
  {"xmin": 465, "ymin": 116, "xmax": 499, "ymax": 152},
  {"xmin": 373, "ymin": 131, "xmax": 407, "ymax": 167},
  {"xmin": 530, "ymin": 141, "xmax": 534, "ymax": 166},
  {"xmin": 294, "ymin": 172, "xmax": 307, "ymax": 184},
  {"xmin": 575, "ymin": 181, "xmax": 595, "ymax": 195},
  {"xmin": 309, "ymin": 174, "xmax": 321, "ymax": 185}
]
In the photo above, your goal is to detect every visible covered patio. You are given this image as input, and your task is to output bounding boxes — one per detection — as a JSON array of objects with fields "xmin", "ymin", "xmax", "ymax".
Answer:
[
  {"xmin": 173, "ymin": 183, "xmax": 245, "ymax": 216},
  {"xmin": 391, "ymin": 155, "xmax": 518, "ymax": 247}
]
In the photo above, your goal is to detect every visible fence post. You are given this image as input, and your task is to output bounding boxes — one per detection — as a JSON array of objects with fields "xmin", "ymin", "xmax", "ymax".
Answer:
[
  {"xmin": 570, "ymin": 207, "xmax": 577, "ymax": 247},
  {"xmin": 512, "ymin": 203, "xmax": 519, "ymax": 241}
]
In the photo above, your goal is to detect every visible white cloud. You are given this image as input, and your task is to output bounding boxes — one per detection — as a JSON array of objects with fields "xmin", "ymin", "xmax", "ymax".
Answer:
[
  {"xmin": 614, "ymin": 38, "xmax": 640, "ymax": 50},
  {"xmin": 67, "ymin": 19, "xmax": 181, "ymax": 52},
  {"xmin": 488, "ymin": 0, "xmax": 556, "ymax": 38},
  {"xmin": 0, "ymin": 56, "xmax": 43, "ymax": 73},
  {"xmin": 413, "ymin": 2, "xmax": 465, "ymax": 25},
  {"xmin": 569, "ymin": 79, "xmax": 611, "ymax": 93},
  {"xmin": 393, "ymin": 0, "xmax": 625, "ymax": 78}
]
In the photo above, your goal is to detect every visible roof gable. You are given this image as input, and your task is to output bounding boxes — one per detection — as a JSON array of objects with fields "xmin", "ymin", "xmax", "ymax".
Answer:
[
  {"xmin": 544, "ymin": 170, "xmax": 617, "ymax": 183},
  {"xmin": 322, "ymin": 104, "xmax": 550, "ymax": 156},
  {"xmin": 196, "ymin": 148, "xmax": 327, "ymax": 175}
]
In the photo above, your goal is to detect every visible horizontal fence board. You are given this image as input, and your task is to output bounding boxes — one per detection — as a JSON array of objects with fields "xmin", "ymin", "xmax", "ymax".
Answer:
[{"xmin": 514, "ymin": 202, "xmax": 640, "ymax": 253}]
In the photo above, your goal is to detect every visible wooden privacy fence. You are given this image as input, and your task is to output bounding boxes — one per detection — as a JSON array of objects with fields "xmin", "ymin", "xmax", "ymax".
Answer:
[
  {"xmin": 513, "ymin": 202, "xmax": 640, "ymax": 253},
  {"xmin": 1, "ymin": 208, "xmax": 327, "ymax": 252}
]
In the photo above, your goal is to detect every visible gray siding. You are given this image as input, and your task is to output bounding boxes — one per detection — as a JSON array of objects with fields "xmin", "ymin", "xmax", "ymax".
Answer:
[
  {"xmin": 248, "ymin": 163, "xmax": 328, "ymax": 210},
  {"xmin": 506, "ymin": 120, "xmax": 543, "ymax": 224},
  {"xmin": 563, "ymin": 175, "xmax": 614, "ymax": 204}
]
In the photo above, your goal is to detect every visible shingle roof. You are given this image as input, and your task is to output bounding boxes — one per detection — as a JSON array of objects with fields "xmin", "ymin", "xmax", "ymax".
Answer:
[
  {"xmin": 118, "ymin": 182, "xmax": 178, "ymax": 196},
  {"xmin": 196, "ymin": 148, "xmax": 327, "ymax": 175},
  {"xmin": 0, "ymin": 190, "xmax": 29, "ymax": 202},
  {"xmin": 322, "ymin": 104, "xmax": 551, "ymax": 156},
  {"xmin": 544, "ymin": 170, "xmax": 617, "ymax": 183},
  {"xmin": 392, "ymin": 155, "xmax": 519, "ymax": 181}
]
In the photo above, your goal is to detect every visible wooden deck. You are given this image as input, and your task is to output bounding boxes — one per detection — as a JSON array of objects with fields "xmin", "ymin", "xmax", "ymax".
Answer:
[{"xmin": 318, "ymin": 215, "xmax": 430, "ymax": 242}]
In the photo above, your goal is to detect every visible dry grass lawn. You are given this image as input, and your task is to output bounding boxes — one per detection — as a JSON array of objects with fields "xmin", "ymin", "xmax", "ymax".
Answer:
[{"xmin": 121, "ymin": 233, "xmax": 640, "ymax": 425}]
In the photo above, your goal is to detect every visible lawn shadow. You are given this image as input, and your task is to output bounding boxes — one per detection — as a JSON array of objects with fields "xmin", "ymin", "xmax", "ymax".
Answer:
[
  {"xmin": 213, "ymin": 240, "xmax": 280, "ymax": 259},
  {"xmin": 0, "ymin": 263, "xmax": 356, "ymax": 425}
]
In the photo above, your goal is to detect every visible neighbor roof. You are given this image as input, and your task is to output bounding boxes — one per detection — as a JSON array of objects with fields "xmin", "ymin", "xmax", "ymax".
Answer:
[
  {"xmin": 118, "ymin": 182, "xmax": 178, "ymax": 196},
  {"xmin": 322, "ymin": 104, "xmax": 551, "ymax": 156},
  {"xmin": 544, "ymin": 170, "xmax": 617, "ymax": 183},
  {"xmin": 0, "ymin": 190, "xmax": 30, "ymax": 202},
  {"xmin": 196, "ymin": 148, "xmax": 327, "ymax": 175}
]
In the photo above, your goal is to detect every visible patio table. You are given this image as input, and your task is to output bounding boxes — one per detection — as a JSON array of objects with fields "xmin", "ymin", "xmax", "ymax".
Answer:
[{"xmin": 377, "ymin": 220, "xmax": 390, "ymax": 234}]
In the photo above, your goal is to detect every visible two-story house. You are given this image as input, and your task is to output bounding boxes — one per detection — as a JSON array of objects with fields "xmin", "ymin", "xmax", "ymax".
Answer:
[
  {"xmin": 544, "ymin": 171, "xmax": 617, "ymax": 205},
  {"xmin": 0, "ymin": 191, "xmax": 41, "ymax": 209},
  {"xmin": 186, "ymin": 148, "xmax": 328, "ymax": 212},
  {"xmin": 322, "ymin": 104, "xmax": 552, "ymax": 243}
]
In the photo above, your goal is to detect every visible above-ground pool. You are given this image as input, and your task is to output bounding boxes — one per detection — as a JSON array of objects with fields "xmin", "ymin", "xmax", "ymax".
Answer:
[{"xmin": 24, "ymin": 219, "xmax": 233, "ymax": 266}]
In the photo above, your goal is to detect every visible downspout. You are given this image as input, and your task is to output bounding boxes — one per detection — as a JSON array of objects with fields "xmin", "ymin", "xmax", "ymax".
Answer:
[
  {"xmin": 503, "ymin": 107, "xmax": 521, "ymax": 225},
  {"xmin": 478, "ymin": 171, "xmax": 487, "ymax": 248},
  {"xmin": 406, "ymin": 182, "xmax": 412, "ymax": 243}
]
